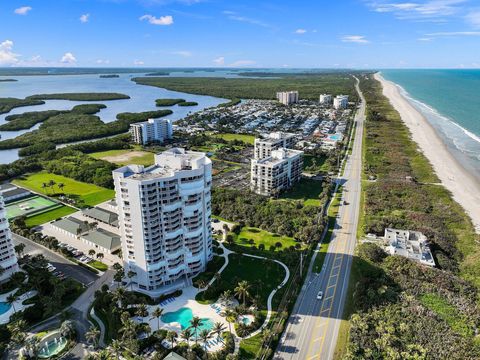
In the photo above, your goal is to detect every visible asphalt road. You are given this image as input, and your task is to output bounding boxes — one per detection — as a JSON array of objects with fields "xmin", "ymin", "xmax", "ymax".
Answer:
[
  {"xmin": 275, "ymin": 78, "xmax": 365, "ymax": 360},
  {"xmin": 12, "ymin": 233, "xmax": 98, "ymax": 286}
]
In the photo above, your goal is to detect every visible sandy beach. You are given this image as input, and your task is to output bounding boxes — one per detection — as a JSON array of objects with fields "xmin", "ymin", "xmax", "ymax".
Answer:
[{"xmin": 375, "ymin": 73, "xmax": 480, "ymax": 233}]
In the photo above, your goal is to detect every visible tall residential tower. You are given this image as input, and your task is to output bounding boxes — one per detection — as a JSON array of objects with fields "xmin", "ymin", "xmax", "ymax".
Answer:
[
  {"xmin": 0, "ymin": 195, "xmax": 19, "ymax": 282},
  {"xmin": 130, "ymin": 118, "xmax": 173, "ymax": 145},
  {"xmin": 113, "ymin": 148, "xmax": 213, "ymax": 296}
]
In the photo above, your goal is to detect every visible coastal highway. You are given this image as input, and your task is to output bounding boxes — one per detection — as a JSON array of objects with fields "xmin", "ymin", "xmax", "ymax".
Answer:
[{"xmin": 275, "ymin": 78, "xmax": 365, "ymax": 360}]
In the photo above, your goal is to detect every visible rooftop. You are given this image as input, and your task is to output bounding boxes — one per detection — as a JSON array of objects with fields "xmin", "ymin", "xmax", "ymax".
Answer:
[
  {"xmin": 254, "ymin": 148, "xmax": 303, "ymax": 166},
  {"xmin": 82, "ymin": 207, "xmax": 118, "ymax": 227},
  {"xmin": 52, "ymin": 217, "xmax": 88, "ymax": 235},
  {"xmin": 82, "ymin": 228, "xmax": 121, "ymax": 251},
  {"xmin": 385, "ymin": 228, "xmax": 435, "ymax": 267}
]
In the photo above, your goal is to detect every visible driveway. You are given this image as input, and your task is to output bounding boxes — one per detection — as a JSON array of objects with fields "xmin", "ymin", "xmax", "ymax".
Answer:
[{"xmin": 12, "ymin": 233, "xmax": 98, "ymax": 286}]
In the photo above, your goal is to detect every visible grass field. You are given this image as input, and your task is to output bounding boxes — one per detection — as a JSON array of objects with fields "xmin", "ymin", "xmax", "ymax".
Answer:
[
  {"xmin": 13, "ymin": 172, "xmax": 115, "ymax": 207},
  {"xmin": 213, "ymin": 133, "xmax": 255, "ymax": 145},
  {"xmin": 90, "ymin": 149, "xmax": 155, "ymax": 166},
  {"xmin": 279, "ymin": 178, "xmax": 323, "ymax": 206},
  {"xmin": 25, "ymin": 205, "xmax": 77, "ymax": 227},
  {"xmin": 235, "ymin": 227, "xmax": 299, "ymax": 250},
  {"xmin": 303, "ymin": 154, "xmax": 329, "ymax": 173},
  {"xmin": 5, "ymin": 195, "xmax": 57, "ymax": 218}
]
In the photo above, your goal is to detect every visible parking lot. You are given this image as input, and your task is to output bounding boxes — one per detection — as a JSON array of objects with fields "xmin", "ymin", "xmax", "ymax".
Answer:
[{"xmin": 12, "ymin": 233, "xmax": 99, "ymax": 286}]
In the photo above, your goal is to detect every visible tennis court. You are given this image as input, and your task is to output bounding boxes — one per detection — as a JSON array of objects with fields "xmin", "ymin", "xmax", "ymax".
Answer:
[{"xmin": 6, "ymin": 195, "xmax": 58, "ymax": 219}]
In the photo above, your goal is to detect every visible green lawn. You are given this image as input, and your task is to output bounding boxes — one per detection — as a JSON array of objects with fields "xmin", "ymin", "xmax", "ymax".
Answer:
[
  {"xmin": 304, "ymin": 154, "xmax": 329, "ymax": 173},
  {"xmin": 88, "ymin": 260, "xmax": 109, "ymax": 272},
  {"xmin": 89, "ymin": 149, "xmax": 155, "ymax": 166},
  {"xmin": 196, "ymin": 253, "xmax": 286, "ymax": 310},
  {"xmin": 239, "ymin": 332, "xmax": 263, "ymax": 359},
  {"xmin": 279, "ymin": 178, "xmax": 324, "ymax": 206},
  {"xmin": 235, "ymin": 227, "xmax": 299, "ymax": 251},
  {"xmin": 13, "ymin": 172, "xmax": 115, "ymax": 207},
  {"xmin": 25, "ymin": 205, "xmax": 77, "ymax": 227},
  {"xmin": 213, "ymin": 133, "xmax": 255, "ymax": 145}
]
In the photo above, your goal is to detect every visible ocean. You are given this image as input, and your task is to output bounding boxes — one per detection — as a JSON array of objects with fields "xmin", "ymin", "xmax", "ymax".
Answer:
[{"xmin": 381, "ymin": 69, "xmax": 480, "ymax": 180}]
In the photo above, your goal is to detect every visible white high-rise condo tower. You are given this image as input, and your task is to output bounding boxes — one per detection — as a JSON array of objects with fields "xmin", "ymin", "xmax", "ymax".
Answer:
[
  {"xmin": 276, "ymin": 91, "xmax": 299, "ymax": 105},
  {"xmin": 130, "ymin": 118, "xmax": 173, "ymax": 145},
  {"xmin": 319, "ymin": 94, "xmax": 332, "ymax": 105},
  {"xmin": 113, "ymin": 148, "xmax": 213, "ymax": 296},
  {"xmin": 254, "ymin": 132, "xmax": 296, "ymax": 160},
  {"xmin": 0, "ymin": 195, "xmax": 19, "ymax": 282},
  {"xmin": 333, "ymin": 95, "xmax": 349, "ymax": 109}
]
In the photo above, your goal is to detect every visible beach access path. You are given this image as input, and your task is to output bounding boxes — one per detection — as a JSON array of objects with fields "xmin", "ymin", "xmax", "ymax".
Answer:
[{"xmin": 375, "ymin": 73, "xmax": 480, "ymax": 233}]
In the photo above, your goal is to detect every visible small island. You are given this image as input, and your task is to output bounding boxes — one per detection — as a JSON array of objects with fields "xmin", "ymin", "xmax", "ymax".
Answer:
[
  {"xmin": 99, "ymin": 74, "xmax": 120, "ymax": 78},
  {"xmin": 178, "ymin": 101, "xmax": 198, "ymax": 106},
  {"xmin": 0, "ymin": 79, "xmax": 18, "ymax": 82},
  {"xmin": 26, "ymin": 92, "xmax": 130, "ymax": 101},
  {"xmin": 145, "ymin": 72, "xmax": 170, "ymax": 76},
  {"xmin": 155, "ymin": 98, "xmax": 186, "ymax": 106}
]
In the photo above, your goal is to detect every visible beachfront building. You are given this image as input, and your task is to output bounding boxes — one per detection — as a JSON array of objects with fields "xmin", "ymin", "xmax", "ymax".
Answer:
[
  {"xmin": 130, "ymin": 118, "xmax": 173, "ymax": 145},
  {"xmin": 276, "ymin": 91, "xmax": 299, "ymax": 105},
  {"xmin": 333, "ymin": 95, "xmax": 349, "ymax": 110},
  {"xmin": 113, "ymin": 148, "xmax": 213, "ymax": 296},
  {"xmin": 319, "ymin": 94, "xmax": 332, "ymax": 105},
  {"xmin": 384, "ymin": 228, "xmax": 435, "ymax": 267},
  {"xmin": 254, "ymin": 132, "xmax": 296, "ymax": 159},
  {"xmin": 251, "ymin": 148, "xmax": 304, "ymax": 196},
  {"xmin": 0, "ymin": 195, "xmax": 19, "ymax": 282}
]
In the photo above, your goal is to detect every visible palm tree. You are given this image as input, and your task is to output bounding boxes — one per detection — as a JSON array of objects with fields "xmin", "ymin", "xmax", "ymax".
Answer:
[
  {"xmin": 180, "ymin": 328, "xmax": 193, "ymax": 345},
  {"xmin": 189, "ymin": 316, "xmax": 203, "ymax": 344},
  {"xmin": 96, "ymin": 253, "xmax": 104, "ymax": 260},
  {"xmin": 88, "ymin": 249, "xmax": 96, "ymax": 257},
  {"xmin": 151, "ymin": 307, "xmax": 164, "ymax": 330},
  {"xmin": 58, "ymin": 182, "xmax": 65, "ymax": 193},
  {"xmin": 127, "ymin": 270, "xmax": 136, "ymax": 291},
  {"xmin": 7, "ymin": 320, "xmax": 27, "ymax": 344},
  {"xmin": 60, "ymin": 320, "xmax": 75, "ymax": 339},
  {"xmin": 24, "ymin": 336, "xmax": 40, "ymax": 359},
  {"xmin": 197, "ymin": 279, "xmax": 208, "ymax": 290},
  {"xmin": 86, "ymin": 326, "xmax": 101, "ymax": 348},
  {"xmin": 6, "ymin": 293, "xmax": 18, "ymax": 312},
  {"xmin": 234, "ymin": 280, "xmax": 251, "ymax": 305},
  {"xmin": 220, "ymin": 290, "xmax": 233, "ymax": 307},
  {"xmin": 221, "ymin": 309, "xmax": 236, "ymax": 333},
  {"xmin": 109, "ymin": 339, "xmax": 123, "ymax": 360},
  {"xmin": 136, "ymin": 303, "xmax": 148, "ymax": 323},
  {"xmin": 199, "ymin": 329, "xmax": 212, "ymax": 354},
  {"xmin": 212, "ymin": 322, "xmax": 225, "ymax": 340},
  {"xmin": 166, "ymin": 330, "xmax": 177, "ymax": 349},
  {"xmin": 48, "ymin": 179, "xmax": 56, "ymax": 194},
  {"xmin": 14, "ymin": 243, "xmax": 25, "ymax": 258},
  {"xmin": 41, "ymin": 182, "xmax": 48, "ymax": 194},
  {"xmin": 113, "ymin": 287, "xmax": 127, "ymax": 309}
]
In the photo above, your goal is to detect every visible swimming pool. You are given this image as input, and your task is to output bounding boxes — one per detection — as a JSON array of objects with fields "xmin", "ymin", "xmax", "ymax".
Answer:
[
  {"xmin": 0, "ymin": 302, "xmax": 11, "ymax": 315},
  {"xmin": 161, "ymin": 307, "xmax": 213, "ymax": 334},
  {"xmin": 327, "ymin": 134, "xmax": 342, "ymax": 141}
]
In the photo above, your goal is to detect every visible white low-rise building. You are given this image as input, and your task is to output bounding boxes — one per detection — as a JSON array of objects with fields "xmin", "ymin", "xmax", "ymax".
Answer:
[
  {"xmin": 130, "ymin": 118, "xmax": 173, "ymax": 145},
  {"xmin": 384, "ymin": 228, "xmax": 435, "ymax": 267},
  {"xmin": 0, "ymin": 195, "xmax": 19, "ymax": 282},
  {"xmin": 276, "ymin": 91, "xmax": 299, "ymax": 105},
  {"xmin": 113, "ymin": 148, "xmax": 213, "ymax": 296},
  {"xmin": 333, "ymin": 95, "xmax": 349, "ymax": 110},
  {"xmin": 251, "ymin": 148, "xmax": 303, "ymax": 196},
  {"xmin": 254, "ymin": 132, "xmax": 296, "ymax": 159}
]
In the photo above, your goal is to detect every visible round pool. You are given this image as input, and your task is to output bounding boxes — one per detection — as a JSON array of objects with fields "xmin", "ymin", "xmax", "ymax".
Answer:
[
  {"xmin": 38, "ymin": 333, "xmax": 68, "ymax": 359},
  {"xmin": 0, "ymin": 302, "xmax": 12, "ymax": 315},
  {"xmin": 161, "ymin": 307, "xmax": 213, "ymax": 336}
]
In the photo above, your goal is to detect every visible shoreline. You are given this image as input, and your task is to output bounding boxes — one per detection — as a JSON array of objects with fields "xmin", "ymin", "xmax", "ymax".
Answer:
[{"xmin": 374, "ymin": 72, "xmax": 480, "ymax": 233}]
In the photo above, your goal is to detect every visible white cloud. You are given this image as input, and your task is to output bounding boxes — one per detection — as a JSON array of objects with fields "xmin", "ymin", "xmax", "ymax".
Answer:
[
  {"xmin": 466, "ymin": 10, "xmax": 480, "ymax": 28},
  {"xmin": 60, "ymin": 52, "xmax": 77, "ymax": 64},
  {"xmin": 213, "ymin": 56, "xmax": 225, "ymax": 65},
  {"xmin": 134, "ymin": 60, "xmax": 145, "ymax": 65},
  {"xmin": 417, "ymin": 37, "xmax": 433, "ymax": 41},
  {"xmin": 172, "ymin": 50, "xmax": 192, "ymax": 57},
  {"xmin": 80, "ymin": 14, "xmax": 90, "ymax": 23},
  {"xmin": 96, "ymin": 59, "xmax": 110, "ymax": 64},
  {"xmin": 14, "ymin": 6, "xmax": 32, "ymax": 15},
  {"xmin": 0, "ymin": 40, "xmax": 19, "ymax": 65},
  {"xmin": 341, "ymin": 35, "xmax": 370, "ymax": 43},
  {"xmin": 426, "ymin": 31, "xmax": 480, "ymax": 36},
  {"xmin": 295, "ymin": 29, "xmax": 307, "ymax": 34},
  {"xmin": 223, "ymin": 11, "xmax": 273, "ymax": 29},
  {"xmin": 230, "ymin": 60, "xmax": 256, "ymax": 67},
  {"xmin": 139, "ymin": 14, "xmax": 174, "ymax": 26},
  {"xmin": 366, "ymin": 0, "xmax": 467, "ymax": 21}
]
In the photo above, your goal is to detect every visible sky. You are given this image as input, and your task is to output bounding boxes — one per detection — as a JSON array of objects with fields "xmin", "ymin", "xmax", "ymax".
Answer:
[{"xmin": 1, "ymin": 0, "xmax": 480, "ymax": 68}]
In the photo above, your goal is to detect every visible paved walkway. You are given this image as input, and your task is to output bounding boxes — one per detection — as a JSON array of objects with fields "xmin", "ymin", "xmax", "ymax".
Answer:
[{"xmin": 90, "ymin": 308, "xmax": 106, "ymax": 347}]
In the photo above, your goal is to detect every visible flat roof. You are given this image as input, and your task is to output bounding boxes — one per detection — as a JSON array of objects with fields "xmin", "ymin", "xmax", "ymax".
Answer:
[
  {"xmin": 82, "ymin": 228, "xmax": 121, "ymax": 251},
  {"xmin": 0, "ymin": 183, "xmax": 16, "ymax": 192}
]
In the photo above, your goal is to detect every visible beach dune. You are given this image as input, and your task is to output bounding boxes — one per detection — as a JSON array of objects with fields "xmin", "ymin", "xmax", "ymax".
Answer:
[{"xmin": 375, "ymin": 73, "xmax": 480, "ymax": 233}]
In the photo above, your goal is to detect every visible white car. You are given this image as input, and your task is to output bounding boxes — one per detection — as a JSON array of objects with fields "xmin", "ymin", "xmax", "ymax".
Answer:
[{"xmin": 317, "ymin": 291, "xmax": 324, "ymax": 300}]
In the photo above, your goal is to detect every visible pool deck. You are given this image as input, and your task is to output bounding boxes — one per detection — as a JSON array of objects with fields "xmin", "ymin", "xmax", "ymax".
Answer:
[
  {"xmin": 0, "ymin": 289, "xmax": 38, "ymax": 324},
  {"xmin": 132, "ymin": 286, "xmax": 233, "ymax": 352}
]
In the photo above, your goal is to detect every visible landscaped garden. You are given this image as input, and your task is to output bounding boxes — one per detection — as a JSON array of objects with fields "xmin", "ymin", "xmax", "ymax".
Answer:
[
  {"xmin": 13, "ymin": 171, "xmax": 115, "ymax": 207},
  {"xmin": 232, "ymin": 227, "xmax": 299, "ymax": 251}
]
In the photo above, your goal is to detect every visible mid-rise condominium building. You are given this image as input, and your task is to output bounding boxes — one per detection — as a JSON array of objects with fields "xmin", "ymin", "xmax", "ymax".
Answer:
[
  {"xmin": 130, "ymin": 118, "xmax": 173, "ymax": 145},
  {"xmin": 276, "ymin": 91, "xmax": 299, "ymax": 105},
  {"xmin": 0, "ymin": 195, "xmax": 19, "ymax": 282},
  {"xmin": 319, "ymin": 94, "xmax": 332, "ymax": 105},
  {"xmin": 254, "ymin": 132, "xmax": 296, "ymax": 159},
  {"xmin": 333, "ymin": 95, "xmax": 349, "ymax": 110},
  {"xmin": 113, "ymin": 148, "xmax": 213, "ymax": 295},
  {"xmin": 251, "ymin": 148, "xmax": 304, "ymax": 196}
]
